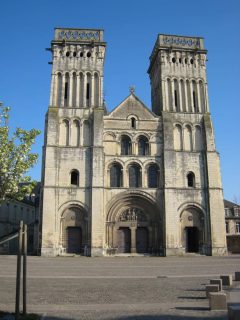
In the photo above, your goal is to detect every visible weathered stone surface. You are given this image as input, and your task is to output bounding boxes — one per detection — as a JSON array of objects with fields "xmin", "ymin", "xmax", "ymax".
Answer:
[{"xmin": 209, "ymin": 292, "xmax": 227, "ymax": 310}]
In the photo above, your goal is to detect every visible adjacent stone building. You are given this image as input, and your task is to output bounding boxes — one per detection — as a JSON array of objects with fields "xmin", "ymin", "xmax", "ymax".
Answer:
[
  {"xmin": 224, "ymin": 200, "xmax": 240, "ymax": 253},
  {"xmin": 0, "ymin": 183, "xmax": 40, "ymax": 254},
  {"xmin": 40, "ymin": 28, "xmax": 227, "ymax": 256}
]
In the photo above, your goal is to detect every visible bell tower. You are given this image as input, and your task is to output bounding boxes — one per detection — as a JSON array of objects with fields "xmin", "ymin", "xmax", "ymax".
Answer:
[
  {"xmin": 41, "ymin": 28, "xmax": 106, "ymax": 256},
  {"xmin": 148, "ymin": 34, "xmax": 208, "ymax": 115},
  {"xmin": 49, "ymin": 28, "xmax": 105, "ymax": 109},
  {"xmin": 148, "ymin": 34, "xmax": 227, "ymax": 256}
]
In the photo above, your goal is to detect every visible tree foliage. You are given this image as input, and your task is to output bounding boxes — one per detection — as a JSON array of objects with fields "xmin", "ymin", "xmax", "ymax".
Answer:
[{"xmin": 0, "ymin": 103, "xmax": 40, "ymax": 202}]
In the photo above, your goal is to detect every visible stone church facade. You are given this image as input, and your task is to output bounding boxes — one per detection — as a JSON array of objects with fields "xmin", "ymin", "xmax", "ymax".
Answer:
[{"xmin": 40, "ymin": 28, "xmax": 227, "ymax": 256}]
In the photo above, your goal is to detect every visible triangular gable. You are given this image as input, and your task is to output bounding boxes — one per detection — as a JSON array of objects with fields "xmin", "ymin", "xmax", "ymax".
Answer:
[{"xmin": 106, "ymin": 93, "xmax": 157, "ymax": 120}]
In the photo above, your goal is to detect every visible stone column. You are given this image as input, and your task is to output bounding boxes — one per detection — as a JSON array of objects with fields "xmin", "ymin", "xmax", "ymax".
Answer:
[
  {"xmin": 189, "ymin": 81, "xmax": 194, "ymax": 112},
  {"xmin": 197, "ymin": 82, "xmax": 201, "ymax": 113},
  {"xmin": 83, "ymin": 74, "xmax": 87, "ymax": 108},
  {"xmin": 100, "ymin": 75, "xmax": 104, "ymax": 107},
  {"xmin": 178, "ymin": 80, "xmax": 182, "ymax": 112},
  {"xmin": 91, "ymin": 74, "xmax": 95, "ymax": 107},
  {"xmin": 165, "ymin": 80, "xmax": 169, "ymax": 111},
  {"xmin": 76, "ymin": 74, "xmax": 80, "ymax": 108},
  {"xmin": 49, "ymin": 73, "xmax": 55, "ymax": 106},
  {"xmin": 204, "ymin": 83, "xmax": 209, "ymax": 112},
  {"xmin": 69, "ymin": 74, "xmax": 73, "ymax": 107},
  {"xmin": 130, "ymin": 226, "xmax": 137, "ymax": 253},
  {"xmin": 60, "ymin": 74, "xmax": 66, "ymax": 107},
  {"xmin": 162, "ymin": 80, "xmax": 166, "ymax": 111},
  {"xmin": 171, "ymin": 79, "xmax": 175, "ymax": 111},
  {"xmin": 184, "ymin": 80, "xmax": 189, "ymax": 112}
]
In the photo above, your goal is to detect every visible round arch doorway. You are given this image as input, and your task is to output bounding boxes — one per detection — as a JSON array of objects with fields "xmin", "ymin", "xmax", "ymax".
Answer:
[
  {"xmin": 180, "ymin": 207, "xmax": 205, "ymax": 254},
  {"xmin": 106, "ymin": 192, "xmax": 162, "ymax": 255},
  {"xmin": 61, "ymin": 206, "xmax": 88, "ymax": 254}
]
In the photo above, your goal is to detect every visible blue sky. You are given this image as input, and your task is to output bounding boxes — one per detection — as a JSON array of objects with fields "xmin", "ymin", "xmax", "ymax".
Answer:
[{"xmin": 0, "ymin": 0, "xmax": 239, "ymax": 201}]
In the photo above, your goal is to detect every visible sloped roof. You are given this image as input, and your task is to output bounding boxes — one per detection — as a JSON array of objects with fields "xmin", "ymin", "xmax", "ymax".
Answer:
[{"xmin": 106, "ymin": 93, "xmax": 157, "ymax": 120}]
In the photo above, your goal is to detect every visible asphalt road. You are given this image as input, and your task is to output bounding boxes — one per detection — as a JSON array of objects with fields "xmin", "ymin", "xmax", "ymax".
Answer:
[{"xmin": 0, "ymin": 255, "xmax": 240, "ymax": 319}]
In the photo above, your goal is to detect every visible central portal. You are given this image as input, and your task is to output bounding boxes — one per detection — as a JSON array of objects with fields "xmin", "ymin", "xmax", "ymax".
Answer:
[{"xmin": 106, "ymin": 192, "xmax": 162, "ymax": 255}]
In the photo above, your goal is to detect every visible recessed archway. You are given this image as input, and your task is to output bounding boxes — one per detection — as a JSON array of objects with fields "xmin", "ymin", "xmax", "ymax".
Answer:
[
  {"xmin": 106, "ymin": 191, "xmax": 162, "ymax": 255},
  {"xmin": 61, "ymin": 206, "xmax": 88, "ymax": 254}
]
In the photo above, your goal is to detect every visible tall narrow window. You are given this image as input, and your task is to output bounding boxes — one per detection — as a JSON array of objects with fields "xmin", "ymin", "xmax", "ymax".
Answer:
[
  {"xmin": 121, "ymin": 135, "xmax": 132, "ymax": 155},
  {"xmin": 86, "ymin": 83, "xmax": 90, "ymax": 100},
  {"xmin": 64, "ymin": 82, "xmax": 68, "ymax": 100},
  {"xmin": 70, "ymin": 170, "xmax": 79, "ymax": 186},
  {"xmin": 94, "ymin": 73, "xmax": 99, "ymax": 106},
  {"xmin": 148, "ymin": 164, "xmax": 159, "ymax": 188},
  {"xmin": 131, "ymin": 117, "xmax": 136, "ymax": 129},
  {"xmin": 59, "ymin": 119, "xmax": 69, "ymax": 146},
  {"xmin": 72, "ymin": 73, "xmax": 77, "ymax": 107},
  {"xmin": 187, "ymin": 172, "xmax": 195, "ymax": 187},
  {"xmin": 138, "ymin": 136, "xmax": 149, "ymax": 155},
  {"xmin": 129, "ymin": 164, "xmax": 141, "ymax": 188},
  {"xmin": 193, "ymin": 91, "xmax": 197, "ymax": 112},
  {"xmin": 56, "ymin": 73, "xmax": 62, "ymax": 107},
  {"xmin": 64, "ymin": 73, "xmax": 70, "ymax": 107},
  {"xmin": 174, "ymin": 90, "xmax": 178, "ymax": 109},
  {"xmin": 110, "ymin": 163, "xmax": 123, "ymax": 187},
  {"xmin": 86, "ymin": 73, "xmax": 91, "ymax": 107}
]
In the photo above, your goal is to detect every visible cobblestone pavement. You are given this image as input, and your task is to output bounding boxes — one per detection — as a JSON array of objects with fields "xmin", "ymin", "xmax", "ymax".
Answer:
[{"xmin": 0, "ymin": 255, "xmax": 240, "ymax": 319}]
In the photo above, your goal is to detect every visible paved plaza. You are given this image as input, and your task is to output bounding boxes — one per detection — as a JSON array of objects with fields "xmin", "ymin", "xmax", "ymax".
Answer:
[{"xmin": 0, "ymin": 255, "xmax": 240, "ymax": 319}]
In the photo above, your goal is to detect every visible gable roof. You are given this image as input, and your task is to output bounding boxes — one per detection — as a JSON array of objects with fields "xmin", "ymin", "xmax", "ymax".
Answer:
[{"xmin": 106, "ymin": 93, "xmax": 157, "ymax": 120}]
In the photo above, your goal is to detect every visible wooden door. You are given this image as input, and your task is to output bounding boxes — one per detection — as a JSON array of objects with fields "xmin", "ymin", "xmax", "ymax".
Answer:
[
  {"xmin": 117, "ymin": 227, "xmax": 131, "ymax": 253},
  {"xmin": 67, "ymin": 227, "xmax": 82, "ymax": 254},
  {"xmin": 136, "ymin": 227, "xmax": 148, "ymax": 253}
]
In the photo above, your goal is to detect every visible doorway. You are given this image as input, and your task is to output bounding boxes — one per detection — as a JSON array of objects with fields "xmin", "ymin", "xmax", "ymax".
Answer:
[
  {"xmin": 136, "ymin": 227, "xmax": 149, "ymax": 253},
  {"xmin": 186, "ymin": 227, "xmax": 199, "ymax": 253},
  {"xmin": 117, "ymin": 227, "xmax": 131, "ymax": 253},
  {"xmin": 67, "ymin": 226, "xmax": 82, "ymax": 254}
]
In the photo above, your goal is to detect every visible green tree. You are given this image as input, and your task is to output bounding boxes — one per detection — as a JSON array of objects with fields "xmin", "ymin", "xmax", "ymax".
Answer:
[{"xmin": 0, "ymin": 102, "xmax": 40, "ymax": 202}]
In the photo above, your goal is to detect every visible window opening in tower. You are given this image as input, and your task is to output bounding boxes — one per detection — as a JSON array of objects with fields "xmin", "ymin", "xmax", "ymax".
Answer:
[
  {"xmin": 193, "ymin": 91, "xmax": 197, "ymax": 112},
  {"xmin": 64, "ymin": 82, "xmax": 68, "ymax": 100},
  {"xmin": 174, "ymin": 90, "xmax": 178, "ymax": 110}
]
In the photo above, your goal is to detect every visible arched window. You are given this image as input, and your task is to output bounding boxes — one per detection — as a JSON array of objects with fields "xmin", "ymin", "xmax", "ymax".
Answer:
[
  {"xmin": 148, "ymin": 164, "xmax": 159, "ymax": 188},
  {"xmin": 64, "ymin": 73, "xmax": 70, "ymax": 107},
  {"xmin": 131, "ymin": 117, "xmax": 136, "ymax": 129},
  {"xmin": 72, "ymin": 120, "xmax": 80, "ymax": 146},
  {"xmin": 187, "ymin": 172, "xmax": 195, "ymax": 187},
  {"xmin": 72, "ymin": 72, "xmax": 77, "ymax": 108},
  {"xmin": 83, "ymin": 121, "xmax": 91, "ymax": 146},
  {"xmin": 70, "ymin": 170, "xmax": 79, "ymax": 186},
  {"xmin": 94, "ymin": 73, "xmax": 99, "ymax": 106},
  {"xmin": 138, "ymin": 136, "xmax": 149, "ymax": 155},
  {"xmin": 129, "ymin": 164, "xmax": 141, "ymax": 188},
  {"xmin": 174, "ymin": 124, "xmax": 183, "ymax": 150},
  {"xmin": 59, "ymin": 119, "xmax": 69, "ymax": 146},
  {"xmin": 110, "ymin": 163, "xmax": 123, "ymax": 187},
  {"xmin": 184, "ymin": 125, "xmax": 193, "ymax": 151},
  {"xmin": 56, "ymin": 73, "xmax": 62, "ymax": 107},
  {"xmin": 121, "ymin": 135, "xmax": 132, "ymax": 155}
]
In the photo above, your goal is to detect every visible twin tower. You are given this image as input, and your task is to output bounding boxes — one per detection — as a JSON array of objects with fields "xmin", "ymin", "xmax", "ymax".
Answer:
[{"xmin": 40, "ymin": 28, "xmax": 227, "ymax": 256}]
